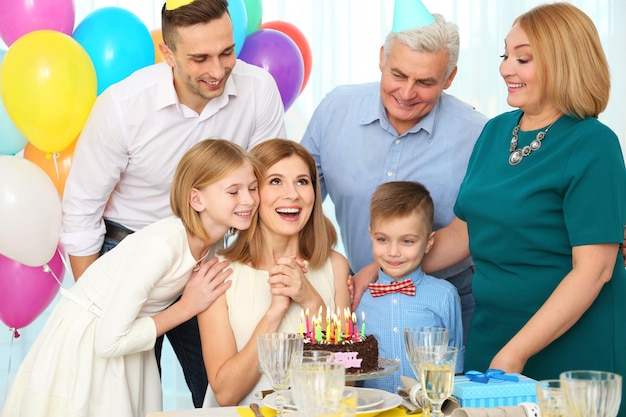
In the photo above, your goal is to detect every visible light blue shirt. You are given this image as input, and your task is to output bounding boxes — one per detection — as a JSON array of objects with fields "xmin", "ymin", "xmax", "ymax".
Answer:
[
  {"xmin": 300, "ymin": 83, "xmax": 487, "ymax": 278},
  {"xmin": 357, "ymin": 267, "xmax": 464, "ymax": 393}
]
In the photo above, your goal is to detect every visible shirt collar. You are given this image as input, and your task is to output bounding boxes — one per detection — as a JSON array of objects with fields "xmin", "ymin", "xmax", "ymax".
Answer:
[
  {"xmin": 154, "ymin": 62, "xmax": 238, "ymax": 114},
  {"xmin": 376, "ymin": 266, "xmax": 426, "ymax": 286},
  {"xmin": 362, "ymin": 89, "xmax": 443, "ymax": 138}
]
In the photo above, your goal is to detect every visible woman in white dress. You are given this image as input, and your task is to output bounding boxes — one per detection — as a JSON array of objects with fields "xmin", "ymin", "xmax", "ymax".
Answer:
[
  {"xmin": 1, "ymin": 140, "xmax": 262, "ymax": 417},
  {"xmin": 199, "ymin": 138, "xmax": 351, "ymax": 406}
]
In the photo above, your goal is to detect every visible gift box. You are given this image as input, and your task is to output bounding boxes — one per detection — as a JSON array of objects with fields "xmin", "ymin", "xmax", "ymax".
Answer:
[{"xmin": 452, "ymin": 370, "xmax": 537, "ymax": 408}]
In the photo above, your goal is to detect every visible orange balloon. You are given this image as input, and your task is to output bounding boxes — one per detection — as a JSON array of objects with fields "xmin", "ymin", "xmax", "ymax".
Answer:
[
  {"xmin": 23, "ymin": 139, "xmax": 76, "ymax": 198},
  {"xmin": 150, "ymin": 28, "xmax": 165, "ymax": 64}
]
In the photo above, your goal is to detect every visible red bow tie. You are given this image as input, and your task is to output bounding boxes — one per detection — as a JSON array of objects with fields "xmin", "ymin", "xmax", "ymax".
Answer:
[{"xmin": 368, "ymin": 278, "xmax": 416, "ymax": 297}]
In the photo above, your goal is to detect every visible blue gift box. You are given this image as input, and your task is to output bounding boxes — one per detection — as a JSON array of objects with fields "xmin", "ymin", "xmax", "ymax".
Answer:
[{"xmin": 452, "ymin": 371, "xmax": 537, "ymax": 408}]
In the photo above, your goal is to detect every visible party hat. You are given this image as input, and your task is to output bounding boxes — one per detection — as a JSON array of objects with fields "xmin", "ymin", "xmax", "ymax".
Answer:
[
  {"xmin": 166, "ymin": 0, "xmax": 195, "ymax": 10},
  {"xmin": 392, "ymin": 0, "xmax": 435, "ymax": 32}
]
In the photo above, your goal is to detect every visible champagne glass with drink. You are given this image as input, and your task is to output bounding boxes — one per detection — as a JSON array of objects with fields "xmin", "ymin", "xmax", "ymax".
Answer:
[{"xmin": 416, "ymin": 346, "xmax": 458, "ymax": 417}]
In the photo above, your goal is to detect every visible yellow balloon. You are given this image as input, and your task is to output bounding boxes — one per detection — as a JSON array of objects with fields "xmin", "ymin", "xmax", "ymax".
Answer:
[{"xmin": 0, "ymin": 30, "xmax": 97, "ymax": 153}]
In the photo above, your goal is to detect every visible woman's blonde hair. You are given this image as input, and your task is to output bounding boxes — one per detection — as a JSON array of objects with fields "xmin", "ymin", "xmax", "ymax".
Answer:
[
  {"xmin": 514, "ymin": 2, "xmax": 609, "ymax": 118},
  {"xmin": 221, "ymin": 139, "xmax": 337, "ymax": 269},
  {"xmin": 170, "ymin": 139, "xmax": 263, "ymax": 243}
]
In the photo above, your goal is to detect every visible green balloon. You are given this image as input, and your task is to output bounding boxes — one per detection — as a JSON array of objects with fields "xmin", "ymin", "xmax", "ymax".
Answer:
[{"xmin": 243, "ymin": 0, "xmax": 262, "ymax": 35}]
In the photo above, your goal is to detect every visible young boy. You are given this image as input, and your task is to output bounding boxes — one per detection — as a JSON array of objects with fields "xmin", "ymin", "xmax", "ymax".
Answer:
[{"xmin": 357, "ymin": 181, "xmax": 464, "ymax": 393}]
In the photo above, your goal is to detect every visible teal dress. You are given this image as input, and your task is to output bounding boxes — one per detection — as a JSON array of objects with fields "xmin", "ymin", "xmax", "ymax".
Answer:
[{"xmin": 456, "ymin": 110, "xmax": 626, "ymax": 412}]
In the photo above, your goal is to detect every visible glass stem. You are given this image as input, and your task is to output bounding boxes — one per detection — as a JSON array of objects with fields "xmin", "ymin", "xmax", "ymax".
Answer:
[{"xmin": 275, "ymin": 390, "xmax": 285, "ymax": 416}]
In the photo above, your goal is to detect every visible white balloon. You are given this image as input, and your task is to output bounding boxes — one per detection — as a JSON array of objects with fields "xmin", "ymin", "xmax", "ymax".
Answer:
[{"xmin": 0, "ymin": 155, "xmax": 62, "ymax": 266}]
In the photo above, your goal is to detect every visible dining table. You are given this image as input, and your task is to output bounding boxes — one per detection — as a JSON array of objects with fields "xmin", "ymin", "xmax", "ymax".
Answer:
[{"xmin": 146, "ymin": 404, "xmax": 413, "ymax": 417}]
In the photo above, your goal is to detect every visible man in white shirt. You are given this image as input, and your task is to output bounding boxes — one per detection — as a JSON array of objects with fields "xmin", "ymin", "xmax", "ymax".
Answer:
[{"xmin": 61, "ymin": 0, "xmax": 286, "ymax": 407}]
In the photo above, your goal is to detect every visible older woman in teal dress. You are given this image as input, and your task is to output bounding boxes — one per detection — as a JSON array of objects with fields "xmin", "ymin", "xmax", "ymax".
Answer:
[{"xmin": 422, "ymin": 3, "xmax": 626, "ymax": 415}]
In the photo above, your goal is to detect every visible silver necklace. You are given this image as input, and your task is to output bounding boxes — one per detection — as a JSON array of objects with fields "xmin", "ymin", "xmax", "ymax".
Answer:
[{"xmin": 508, "ymin": 119, "xmax": 557, "ymax": 166}]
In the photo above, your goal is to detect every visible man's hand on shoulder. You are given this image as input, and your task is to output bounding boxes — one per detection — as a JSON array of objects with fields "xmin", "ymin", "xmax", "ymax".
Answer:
[{"xmin": 350, "ymin": 262, "xmax": 379, "ymax": 311}]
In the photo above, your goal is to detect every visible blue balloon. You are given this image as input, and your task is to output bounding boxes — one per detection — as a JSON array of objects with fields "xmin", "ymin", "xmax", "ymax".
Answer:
[
  {"xmin": 73, "ymin": 7, "xmax": 154, "ymax": 95},
  {"xmin": 228, "ymin": 0, "xmax": 248, "ymax": 56},
  {"xmin": 0, "ymin": 50, "xmax": 28, "ymax": 155}
]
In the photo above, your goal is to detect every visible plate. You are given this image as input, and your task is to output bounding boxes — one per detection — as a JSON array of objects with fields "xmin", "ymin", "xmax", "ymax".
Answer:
[
  {"xmin": 263, "ymin": 388, "xmax": 402, "ymax": 416},
  {"xmin": 346, "ymin": 358, "xmax": 400, "ymax": 382}
]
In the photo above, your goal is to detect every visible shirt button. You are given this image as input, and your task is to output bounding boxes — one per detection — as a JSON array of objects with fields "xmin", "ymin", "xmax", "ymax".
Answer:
[
  {"xmin": 394, "ymin": 139, "xmax": 400, "ymax": 144},
  {"xmin": 387, "ymin": 171, "xmax": 393, "ymax": 177},
  {"xmin": 393, "ymin": 327, "xmax": 398, "ymax": 333},
  {"xmin": 392, "ymin": 299, "xmax": 398, "ymax": 304}
]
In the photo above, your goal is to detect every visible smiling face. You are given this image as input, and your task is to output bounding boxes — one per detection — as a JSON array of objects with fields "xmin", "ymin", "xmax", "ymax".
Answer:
[
  {"xmin": 369, "ymin": 213, "xmax": 435, "ymax": 280},
  {"xmin": 500, "ymin": 24, "xmax": 548, "ymax": 117},
  {"xmin": 258, "ymin": 155, "xmax": 315, "ymax": 239},
  {"xmin": 379, "ymin": 40, "xmax": 456, "ymax": 135},
  {"xmin": 161, "ymin": 12, "xmax": 237, "ymax": 113},
  {"xmin": 192, "ymin": 161, "xmax": 259, "ymax": 238}
]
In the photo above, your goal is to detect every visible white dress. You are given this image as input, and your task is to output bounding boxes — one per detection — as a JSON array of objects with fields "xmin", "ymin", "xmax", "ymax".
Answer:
[
  {"xmin": 1, "ymin": 216, "xmax": 216, "ymax": 417},
  {"xmin": 203, "ymin": 258, "xmax": 336, "ymax": 407}
]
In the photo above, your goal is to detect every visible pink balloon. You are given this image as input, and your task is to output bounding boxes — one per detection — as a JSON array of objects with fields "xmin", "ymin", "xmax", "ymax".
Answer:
[
  {"xmin": 0, "ymin": 245, "xmax": 66, "ymax": 329},
  {"xmin": 0, "ymin": 0, "xmax": 75, "ymax": 46}
]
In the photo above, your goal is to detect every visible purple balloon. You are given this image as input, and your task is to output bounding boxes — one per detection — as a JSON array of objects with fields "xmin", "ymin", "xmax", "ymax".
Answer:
[
  {"xmin": 0, "ymin": 0, "xmax": 75, "ymax": 47},
  {"xmin": 0, "ymin": 244, "xmax": 66, "ymax": 330},
  {"xmin": 239, "ymin": 29, "xmax": 304, "ymax": 111}
]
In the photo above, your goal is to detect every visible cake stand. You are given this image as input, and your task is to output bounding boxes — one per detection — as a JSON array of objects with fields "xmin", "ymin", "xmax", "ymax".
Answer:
[{"xmin": 346, "ymin": 358, "xmax": 400, "ymax": 382}]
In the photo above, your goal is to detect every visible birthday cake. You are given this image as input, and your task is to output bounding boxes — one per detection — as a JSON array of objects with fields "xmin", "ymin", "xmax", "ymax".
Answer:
[
  {"xmin": 303, "ymin": 334, "xmax": 379, "ymax": 374},
  {"xmin": 300, "ymin": 308, "xmax": 379, "ymax": 374}
]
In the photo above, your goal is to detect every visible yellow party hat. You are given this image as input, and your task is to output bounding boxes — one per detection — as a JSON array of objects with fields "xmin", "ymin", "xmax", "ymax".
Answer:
[{"xmin": 166, "ymin": 0, "xmax": 195, "ymax": 11}]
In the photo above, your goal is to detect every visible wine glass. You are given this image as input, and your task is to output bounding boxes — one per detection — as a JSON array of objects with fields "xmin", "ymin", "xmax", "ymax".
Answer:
[
  {"xmin": 536, "ymin": 379, "xmax": 566, "ymax": 417},
  {"xmin": 290, "ymin": 361, "xmax": 346, "ymax": 417},
  {"xmin": 560, "ymin": 370, "xmax": 622, "ymax": 417},
  {"xmin": 404, "ymin": 327, "xmax": 449, "ymax": 379},
  {"xmin": 404, "ymin": 327, "xmax": 449, "ymax": 415},
  {"xmin": 416, "ymin": 346, "xmax": 458, "ymax": 417},
  {"xmin": 257, "ymin": 333, "xmax": 304, "ymax": 416}
]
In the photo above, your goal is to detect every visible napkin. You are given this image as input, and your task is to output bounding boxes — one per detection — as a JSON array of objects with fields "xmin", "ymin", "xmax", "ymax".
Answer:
[
  {"xmin": 398, "ymin": 376, "xmax": 460, "ymax": 415},
  {"xmin": 236, "ymin": 406, "xmax": 277, "ymax": 417},
  {"xmin": 450, "ymin": 406, "xmax": 529, "ymax": 417}
]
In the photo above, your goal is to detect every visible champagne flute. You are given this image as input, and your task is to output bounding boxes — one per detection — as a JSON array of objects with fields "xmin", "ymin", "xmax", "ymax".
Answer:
[
  {"xmin": 560, "ymin": 370, "xmax": 622, "ymax": 417},
  {"xmin": 404, "ymin": 327, "xmax": 449, "ymax": 415},
  {"xmin": 257, "ymin": 333, "xmax": 304, "ymax": 416},
  {"xmin": 416, "ymin": 346, "xmax": 457, "ymax": 417}
]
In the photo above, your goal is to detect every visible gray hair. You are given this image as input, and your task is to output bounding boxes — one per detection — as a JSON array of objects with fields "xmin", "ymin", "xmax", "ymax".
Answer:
[{"xmin": 383, "ymin": 13, "xmax": 459, "ymax": 77}]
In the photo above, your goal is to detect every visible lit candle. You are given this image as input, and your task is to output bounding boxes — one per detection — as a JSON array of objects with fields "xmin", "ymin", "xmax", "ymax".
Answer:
[
  {"xmin": 325, "ymin": 306, "xmax": 331, "ymax": 342},
  {"xmin": 315, "ymin": 317, "xmax": 323, "ymax": 343},
  {"xmin": 344, "ymin": 308, "xmax": 351, "ymax": 339},
  {"xmin": 361, "ymin": 311, "xmax": 366, "ymax": 337},
  {"xmin": 305, "ymin": 308, "xmax": 311, "ymax": 338},
  {"xmin": 336, "ymin": 316, "xmax": 342, "ymax": 343},
  {"xmin": 299, "ymin": 309, "xmax": 305, "ymax": 336},
  {"xmin": 352, "ymin": 312, "xmax": 358, "ymax": 342}
]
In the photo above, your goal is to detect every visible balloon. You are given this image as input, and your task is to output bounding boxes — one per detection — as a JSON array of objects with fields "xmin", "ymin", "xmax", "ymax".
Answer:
[
  {"xmin": 0, "ymin": 156, "xmax": 62, "ymax": 267},
  {"xmin": 243, "ymin": 0, "xmax": 262, "ymax": 35},
  {"xmin": 228, "ymin": 0, "xmax": 248, "ymax": 56},
  {"xmin": 261, "ymin": 21, "xmax": 313, "ymax": 93},
  {"xmin": 239, "ymin": 29, "xmax": 304, "ymax": 111},
  {"xmin": 24, "ymin": 139, "xmax": 77, "ymax": 198},
  {"xmin": 0, "ymin": 0, "xmax": 75, "ymax": 47},
  {"xmin": 0, "ymin": 245, "xmax": 66, "ymax": 329},
  {"xmin": 0, "ymin": 30, "xmax": 97, "ymax": 154},
  {"xmin": 150, "ymin": 28, "xmax": 165, "ymax": 64},
  {"xmin": 73, "ymin": 7, "xmax": 155, "ymax": 95},
  {"xmin": 0, "ymin": 50, "xmax": 28, "ymax": 155}
]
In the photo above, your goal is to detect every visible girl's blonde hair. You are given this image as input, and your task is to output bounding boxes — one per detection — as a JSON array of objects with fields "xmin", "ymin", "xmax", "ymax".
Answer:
[{"xmin": 170, "ymin": 139, "xmax": 263, "ymax": 243}]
